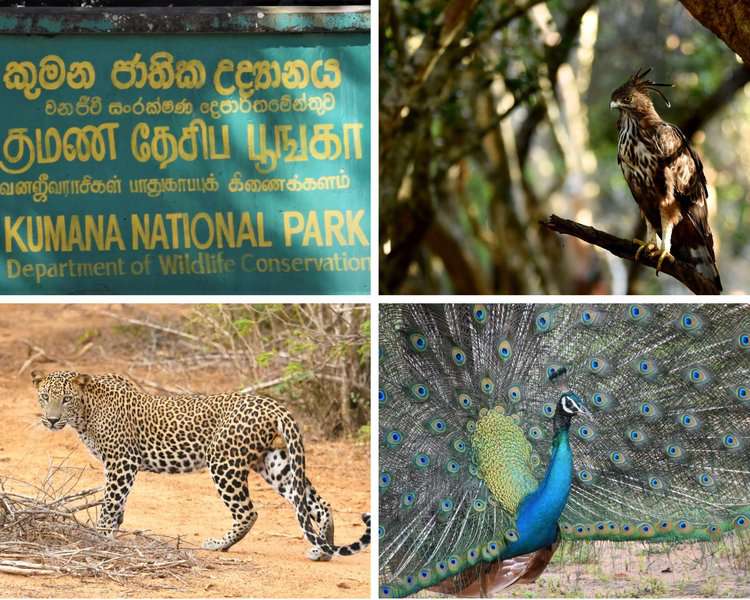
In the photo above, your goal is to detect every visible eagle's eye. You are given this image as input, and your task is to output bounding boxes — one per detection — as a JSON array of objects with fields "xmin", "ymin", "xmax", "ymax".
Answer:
[{"xmin": 624, "ymin": 95, "xmax": 633, "ymax": 103}]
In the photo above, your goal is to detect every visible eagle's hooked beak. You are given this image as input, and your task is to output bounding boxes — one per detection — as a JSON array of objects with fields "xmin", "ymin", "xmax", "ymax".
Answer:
[{"xmin": 609, "ymin": 100, "xmax": 620, "ymax": 110}]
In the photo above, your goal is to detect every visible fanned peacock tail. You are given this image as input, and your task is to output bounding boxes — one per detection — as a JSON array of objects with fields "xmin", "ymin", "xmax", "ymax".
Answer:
[{"xmin": 378, "ymin": 304, "xmax": 750, "ymax": 597}]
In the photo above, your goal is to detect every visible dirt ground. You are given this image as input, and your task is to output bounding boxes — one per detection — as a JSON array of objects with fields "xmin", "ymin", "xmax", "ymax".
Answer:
[{"xmin": 0, "ymin": 304, "xmax": 371, "ymax": 598}]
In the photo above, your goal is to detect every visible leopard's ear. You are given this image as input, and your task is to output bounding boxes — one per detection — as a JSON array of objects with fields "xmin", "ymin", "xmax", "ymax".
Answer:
[
  {"xmin": 31, "ymin": 370, "xmax": 45, "ymax": 388},
  {"xmin": 72, "ymin": 373, "xmax": 92, "ymax": 388}
]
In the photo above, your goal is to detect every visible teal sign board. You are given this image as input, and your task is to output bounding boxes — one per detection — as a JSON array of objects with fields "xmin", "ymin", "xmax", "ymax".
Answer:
[{"xmin": 0, "ymin": 28, "xmax": 370, "ymax": 294}]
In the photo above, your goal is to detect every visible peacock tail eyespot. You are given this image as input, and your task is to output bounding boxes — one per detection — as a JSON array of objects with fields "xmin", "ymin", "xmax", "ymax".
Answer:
[
  {"xmin": 380, "ymin": 585, "xmax": 393, "ymax": 597},
  {"xmin": 706, "ymin": 524, "xmax": 721, "ymax": 537},
  {"xmin": 561, "ymin": 523, "xmax": 572, "ymax": 534},
  {"xmin": 400, "ymin": 492, "xmax": 417, "ymax": 508},
  {"xmin": 427, "ymin": 418, "xmax": 448, "ymax": 434},
  {"xmin": 578, "ymin": 469, "xmax": 594, "ymax": 483},
  {"xmin": 697, "ymin": 472, "xmax": 715, "ymax": 487},
  {"xmin": 734, "ymin": 515, "xmax": 749, "ymax": 528},
  {"xmin": 679, "ymin": 312, "xmax": 703, "ymax": 333},
  {"xmin": 687, "ymin": 367, "xmax": 709, "ymax": 385},
  {"xmin": 596, "ymin": 521, "xmax": 606, "ymax": 531},
  {"xmin": 447, "ymin": 556, "xmax": 461, "ymax": 573},
  {"xmin": 622, "ymin": 523, "xmax": 633, "ymax": 535},
  {"xmin": 639, "ymin": 523, "xmax": 655, "ymax": 537},
  {"xmin": 435, "ymin": 561, "xmax": 448, "ymax": 575},
  {"xmin": 735, "ymin": 386, "xmax": 749, "ymax": 401},
  {"xmin": 408, "ymin": 333, "xmax": 428, "ymax": 352},
  {"xmin": 609, "ymin": 450, "xmax": 627, "ymax": 466},
  {"xmin": 418, "ymin": 569, "xmax": 431, "ymax": 583},
  {"xmin": 466, "ymin": 420, "xmax": 477, "ymax": 433},
  {"xmin": 497, "ymin": 339, "xmax": 513, "ymax": 362},
  {"xmin": 379, "ymin": 471, "xmax": 392, "ymax": 489},
  {"xmin": 451, "ymin": 346, "xmax": 467, "ymax": 367},
  {"xmin": 507, "ymin": 385, "xmax": 522, "ymax": 403},
  {"xmin": 452, "ymin": 438, "xmax": 467, "ymax": 453},
  {"xmin": 679, "ymin": 413, "xmax": 701, "ymax": 429},
  {"xmin": 504, "ymin": 529, "xmax": 519, "ymax": 542},
  {"xmin": 629, "ymin": 429, "xmax": 646, "ymax": 444},
  {"xmin": 378, "ymin": 526, "xmax": 386, "ymax": 539},
  {"xmin": 658, "ymin": 520, "xmax": 672, "ymax": 532},
  {"xmin": 580, "ymin": 308, "xmax": 602, "ymax": 325},
  {"xmin": 723, "ymin": 433, "xmax": 741, "ymax": 449},
  {"xmin": 386, "ymin": 430, "xmax": 404, "ymax": 446},
  {"xmin": 648, "ymin": 476, "xmax": 665, "ymax": 490},
  {"xmin": 542, "ymin": 403, "xmax": 555, "ymax": 418},
  {"xmin": 591, "ymin": 391, "xmax": 611, "ymax": 408},
  {"xmin": 637, "ymin": 358, "xmax": 657, "ymax": 377},
  {"xmin": 457, "ymin": 392, "xmax": 473, "ymax": 410},
  {"xmin": 666, "ymin": 444, "xmax": 683, "ymax": 459},
  {"xmin": 627, "ymin": 304, "xmax": 650, "ymax": 321},
  {"xmin": 472, "ymin": 498, "xmax": 487, "ymax": 512},
  {"xmin": 639, "ymin": 402, "xmax": 659, "ymax": 418},
  {"xmin": 414, "ymin": 453, "xmax": 431, "ymax": 468},
  {"xmin": 677, "ymin": 519, "xmax": 693, "ymax": 533},
  {"xmin": 445, "ymin": 460, "xmax": 461, "ymax": 474},
  {"xmin": 739, "ymin": 333, "xmax": 750, "ymax": 349},
  {"xmin": 535, "ymin": 311, "xmax": 552, "ymax": 332},
  {"xmin": 484, "ymin": 540, "xmax": 500, "ymax": 558},
  {"xmin": 409, "ymin": 383, "xmax": 430, "ymax": 401},
  {"xmin": 414, "ymin": 452, "xmax": 430, "ymax": 467},
  {"xmin": 577, "ymin": 425, "xmax": 595, "ymax": 440},
  {"xmin": 528, "ymin": 426, "xmax": 543, "ymax": 440},
  {"xmin": 480, "ymin": 377, "xmax": 495, "ymax": 395},
  {"xmin": 472, "ymin": 304, "xmax": 487, "ymax": 323},
  {"xmin": 575, "ymin": 524, "xmax": 585, "ymax": 536},
  {"xmin": 378, "ymin": 389, "xmax": 387, "ymax": 404},
  {"xmin": 588, "ymin": 357, "xmax": 607, "ymax": 374}
]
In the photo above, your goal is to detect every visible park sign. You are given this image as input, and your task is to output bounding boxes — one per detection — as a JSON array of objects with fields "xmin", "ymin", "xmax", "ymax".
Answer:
[{"xmin": 0, "ymin": 7, "xmax": 370, "ymax": 294}]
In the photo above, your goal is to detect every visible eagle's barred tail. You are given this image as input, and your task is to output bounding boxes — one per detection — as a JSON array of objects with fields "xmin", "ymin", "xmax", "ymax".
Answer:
[{"xmin": 277, "ymin": 417, "xmax": 371, "ymax": 558}]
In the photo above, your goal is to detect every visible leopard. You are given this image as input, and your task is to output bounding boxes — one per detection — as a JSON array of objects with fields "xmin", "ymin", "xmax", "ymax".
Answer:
[{"xmin": 31, "ymin": 370, "xmax": 370, "ymax": 559}]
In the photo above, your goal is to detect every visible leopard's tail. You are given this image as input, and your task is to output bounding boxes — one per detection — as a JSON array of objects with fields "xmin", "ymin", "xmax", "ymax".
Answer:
[{"xmin": 277, "ymin": 416, "xmax": 371, "ymax": 558}]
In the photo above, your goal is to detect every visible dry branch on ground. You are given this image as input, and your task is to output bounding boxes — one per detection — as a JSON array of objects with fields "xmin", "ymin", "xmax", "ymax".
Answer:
[{"xmin": 0, "ymin": 466, "xmax": 201, "ymax": 584}]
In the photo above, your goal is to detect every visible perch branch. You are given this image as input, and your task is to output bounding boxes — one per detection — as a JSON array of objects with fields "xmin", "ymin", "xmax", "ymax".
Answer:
[{"xmin": 540, "ymin": 214, "xmax": 721, "ymax": 295}]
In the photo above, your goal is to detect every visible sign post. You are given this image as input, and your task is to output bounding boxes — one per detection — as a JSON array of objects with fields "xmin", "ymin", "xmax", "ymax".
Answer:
[{"xmin": 0, "ymin": 7, "xmax": 370, "ymax": 294}]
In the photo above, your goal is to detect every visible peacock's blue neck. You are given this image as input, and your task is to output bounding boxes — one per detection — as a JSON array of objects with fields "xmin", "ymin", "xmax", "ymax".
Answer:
[{"xmin": 500, "ymin": 428, "xmax": 573, "ymax": 558}]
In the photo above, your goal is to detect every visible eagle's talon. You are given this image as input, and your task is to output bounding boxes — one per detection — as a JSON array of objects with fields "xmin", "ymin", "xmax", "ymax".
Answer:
[
  {"xmin": 655, "ymin": 250, "xmax": 675, "ymax": 275},
  {"xmin": 633, "ymin": 238, "xmax": 658, "ymax": 262}
]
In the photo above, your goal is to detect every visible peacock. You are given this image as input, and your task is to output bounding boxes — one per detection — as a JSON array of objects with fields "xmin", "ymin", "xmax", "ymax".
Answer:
[{"xmin": 378, "ymin": 304, "xmax": 750, "ymax": 597}]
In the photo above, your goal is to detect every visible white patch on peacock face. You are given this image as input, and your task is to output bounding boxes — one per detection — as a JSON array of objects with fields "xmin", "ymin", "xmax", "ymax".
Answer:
[{"xmin": 561, "ymin": 394, "xmax": 582, "ymax": 415}]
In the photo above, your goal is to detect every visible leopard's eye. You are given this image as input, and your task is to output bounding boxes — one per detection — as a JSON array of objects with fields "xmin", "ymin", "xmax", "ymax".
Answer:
[
  {"xmin": 40, "ymin": 393, "xmax": 49, "ymax": 402},
  {"xmin": 62, "ymin": 395, "xmax": 72, "ymax": 405}
]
